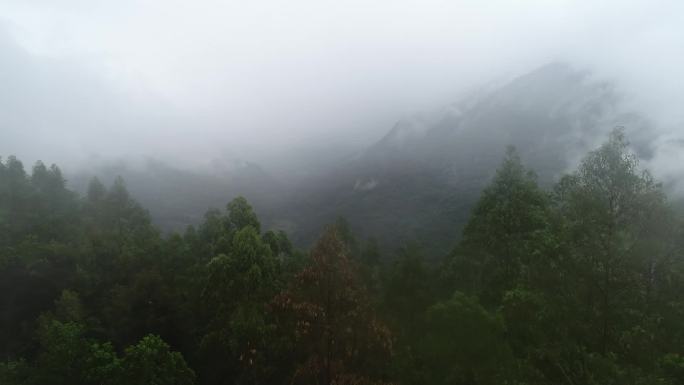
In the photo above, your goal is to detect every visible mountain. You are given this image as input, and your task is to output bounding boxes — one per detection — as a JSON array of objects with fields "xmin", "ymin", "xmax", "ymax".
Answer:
[
  {"xmin": 66, "ymin": 63, "xmax": 658, "ymax": 258},
  {"xmin": 69, "ymin": 157, "xmax": 285, "ymax": 232},
  {"xmin": 268, "ymin": 63, "xmax": 657, "ymax": 257}
]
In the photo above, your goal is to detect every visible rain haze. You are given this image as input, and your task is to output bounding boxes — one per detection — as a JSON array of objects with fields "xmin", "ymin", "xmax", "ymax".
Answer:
[
  {"xmin": 8, "ymin": 2, "xmax": 684, "ymax": 384},
  {"xmin": 2, "ymin": 0, "xmax": 684, "ymax": 173}
]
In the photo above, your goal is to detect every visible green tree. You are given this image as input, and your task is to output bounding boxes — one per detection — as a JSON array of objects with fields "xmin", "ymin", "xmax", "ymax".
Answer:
[
  {"xmin": 199, "ymin": 225, "xmax": 281, "ymax": 384},
  {"xmin": 444, "ymin": 146, "xmax": 554, "ymax": 303},
  {"xmin": 122, "ymin": 334, "xmax": 195, "ymax": 385},
  {"xmin": 383, "ymin": 243, "xmax": 432, "ymax": 341},
  {"xmin": 420, "ymin": 292, "xmax": 511, "ymax": 385},
  {"xmin": 86, "ymin": 177, "xmax": 107, "ymax": 204},
  {"xmin": 33, "ymin": 319, "xmax": 122, "ymax": 385},
  {"xmin": 262, "ymin": 229, "xmax": 293, "ymax": 258},
  {"xmin": 0, "ymin": 359, "xmax": 31, "ymax": 385},
  {"xmin": 553, "ymin": 128, "xmax": 672, "ymax": 356},
  {"xmin": 227, "ymin": 196, "xmax": 260, "ymax": 233}
]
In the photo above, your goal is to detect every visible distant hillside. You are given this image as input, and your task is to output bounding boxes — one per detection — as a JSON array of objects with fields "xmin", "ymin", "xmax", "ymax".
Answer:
[
  {"xmin": 68, "ymin": 63, "xmax": 659, "ymax": 258},
  {"xmin": 269, "ymin": 63, "xmax": 657, "ymax": 257},
  {"xmin": 68, "ymin": 158, "xmax": 286, "ymax": 232}
]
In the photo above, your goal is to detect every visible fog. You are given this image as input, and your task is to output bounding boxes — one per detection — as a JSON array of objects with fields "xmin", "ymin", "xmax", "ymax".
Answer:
[
  {"xmin": 11, "ymin": 2, "xmax": 684, "ymax": 381},
  {"xmin": 1, "ymin": 0, "xmax": 684, "ymax": 177}
]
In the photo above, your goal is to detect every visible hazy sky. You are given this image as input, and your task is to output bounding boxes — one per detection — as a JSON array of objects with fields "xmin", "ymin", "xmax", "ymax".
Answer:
[{"xmin": 1, "ymin": 0, "xmax": 683, "ymax": 171}]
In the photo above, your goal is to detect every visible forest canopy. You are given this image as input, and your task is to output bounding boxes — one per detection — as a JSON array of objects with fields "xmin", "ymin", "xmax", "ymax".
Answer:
[{"xmin": 2, "ymin": 128, "xmax": 684, "ymax": 384}]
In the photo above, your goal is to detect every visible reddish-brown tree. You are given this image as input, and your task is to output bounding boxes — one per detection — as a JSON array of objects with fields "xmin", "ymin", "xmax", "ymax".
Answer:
[{"xmin": 272, "ymin": 226, "xmax": 392, "ymax": 385}]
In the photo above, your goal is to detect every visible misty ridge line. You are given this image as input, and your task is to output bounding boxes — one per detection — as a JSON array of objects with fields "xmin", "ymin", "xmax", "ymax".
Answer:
[
  {"xmin": 3, "ymin": 0, "xmax": 684, "ymax": 176},
  {"xmin": 2, "ymin": 62, "xmax": 677, "ymax": 257},
  {"xmin": 61, "ymin": 63, "xmax": 657, "ymax": 178}
]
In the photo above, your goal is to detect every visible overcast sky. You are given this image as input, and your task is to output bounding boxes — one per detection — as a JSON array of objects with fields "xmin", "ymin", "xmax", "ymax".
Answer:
[{"xmin": 1, "ymin": 0, "xmax": 683, "ymax": 171}]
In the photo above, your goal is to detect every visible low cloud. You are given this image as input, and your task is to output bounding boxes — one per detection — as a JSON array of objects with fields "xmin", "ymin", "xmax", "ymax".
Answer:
[{"xmin": 1, "ymin": 0, "xmax": 683, "ymax": 177}]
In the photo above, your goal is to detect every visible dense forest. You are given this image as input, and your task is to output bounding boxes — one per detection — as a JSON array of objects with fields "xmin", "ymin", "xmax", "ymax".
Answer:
[{"xmin": 3, "ymin": 128, "xmax": 684, "ymax": 384}]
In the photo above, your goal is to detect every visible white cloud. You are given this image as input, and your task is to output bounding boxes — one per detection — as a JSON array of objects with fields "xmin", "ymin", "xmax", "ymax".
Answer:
[{"xmin": 1, "ymin": 0, "xmax": 683, "ymax": 170}]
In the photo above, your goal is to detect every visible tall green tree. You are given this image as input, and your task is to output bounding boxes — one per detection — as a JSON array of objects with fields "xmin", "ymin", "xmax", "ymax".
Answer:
[
  {"xmin": 444, "ymin": 146, "xmax": 554, "ymax": 303},
  {"xmin": 550, "ymin": 128, "xmax": 677, "ymax": 376},
  {"xmin": 199, "ymin": 225, "xmax": 281, "ymax": 384}
]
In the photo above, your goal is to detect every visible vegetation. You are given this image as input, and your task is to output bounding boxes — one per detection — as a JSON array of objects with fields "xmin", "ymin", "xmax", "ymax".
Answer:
[{"xmin": 2, "ymin": 128, "xmax": 684, "ymax": 384}]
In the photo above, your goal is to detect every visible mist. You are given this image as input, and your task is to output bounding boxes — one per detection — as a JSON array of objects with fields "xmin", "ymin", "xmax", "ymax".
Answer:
[
  {"xmin": 8, "ymin": 3, "xmax": 684, "ymax": 383},
  {"xmin": 2, "ymin": 0, "xmax": 683, "ymax": 177}
]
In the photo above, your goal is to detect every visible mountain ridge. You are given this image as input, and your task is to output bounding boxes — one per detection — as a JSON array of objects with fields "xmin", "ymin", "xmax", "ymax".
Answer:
[{"xmin": 67, "ymin": 63, "xmax": 660, "ymax": 257}]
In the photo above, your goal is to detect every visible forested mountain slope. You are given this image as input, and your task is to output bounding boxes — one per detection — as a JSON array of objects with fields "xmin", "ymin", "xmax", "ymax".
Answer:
[
  {"xmin": 66, "ymin": 64, "xmax": 659, "ymax": 258},
  {"xmin": 272, "ymin": 63, "xmax": 656, "ymax": 256}
]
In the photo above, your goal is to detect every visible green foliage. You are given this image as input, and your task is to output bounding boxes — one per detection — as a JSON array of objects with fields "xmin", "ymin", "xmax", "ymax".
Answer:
[
  {"xmin": 553, "ymin": 128, "xmax": 671, "ymax": 356},
  {"xmin": 262, "ymin": 229, "xmax": 293, "ymax": 258},
  {"xmin": 3, "ymin": 128, "xmax": 684, "ymax": 385},
  {"xmin": 420, "ymin": 292, "xmax": 511, "ymax": 385},
  {"xmin": 499, "ymin": 287, "xmax": 546, "ymax": 352},
  {"xmin": 0, "ymin": 359, "xmax": 31, "ymax": 385},
  {"xmin": 33, "ymin": 319, "xmax": 122, "ymax": 385},
  {"xmin": 122, "ymin": 334, "xmax": 196, "ymax": 385},
  {"xmin": 199, "ymin": 225, "xmax": 282, "ymax": 384},
  {"xmin": 28, "ymin": 314, "xmax": 192, "ymax": 385},
  {"xmin": 227, "ymin": 196, "xmax": 261, "ymax": 233},
  {"xmin": 53, "ymin": 289, "xmax": 86, "ymax": 322},
  {"xmin": 383, "ymin": 243, "xmax": 432, "ymax": 342},
  {"xmin": 444, "ymin": 146, "xmax": 555, "ymax": 304}
]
